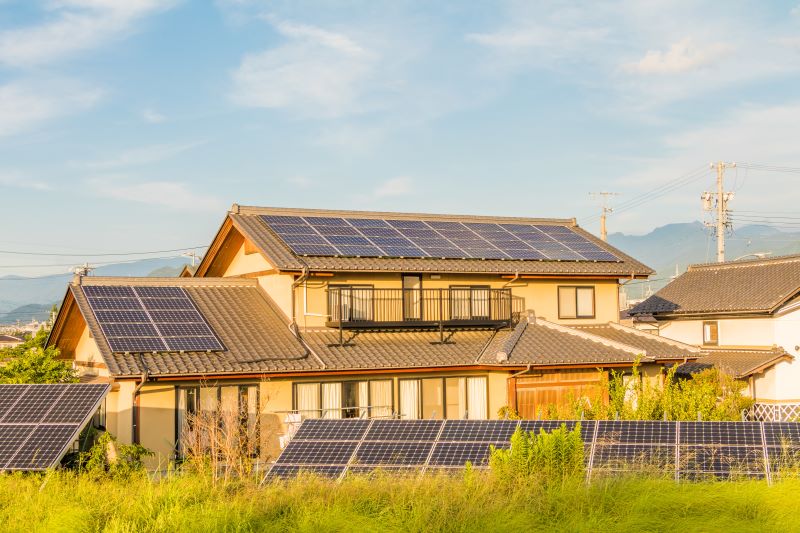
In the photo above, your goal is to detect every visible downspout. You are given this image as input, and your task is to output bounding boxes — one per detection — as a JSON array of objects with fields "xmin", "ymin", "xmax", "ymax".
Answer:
[
  {"xmin": 290, "ymin": 264, "xmax": 310, "ymax": 334},
  {"xmin": 511, "ymin": 364, "xmax": 532, "ymax": 379},
  {"xmin": 132, "ymin": 353, "xmax": 150, "ymax": 444},
  {"xmin": 502, "ymin": 270, "xmax": 520, "ymax": 288}
]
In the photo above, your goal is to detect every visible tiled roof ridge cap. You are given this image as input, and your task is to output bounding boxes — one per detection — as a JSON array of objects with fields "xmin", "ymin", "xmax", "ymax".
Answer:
[
  {"xmin": 494, "ymin": 316, "xmax": 530, "ymax": 360},
  {"xmin": 605, "ymin": 322, "xmax": 701, "ymax": 352},
  {"xmin": 234, "ymin": 204, "xmax": 577, "ymax": 226},
  {"xmin": 73, "ymin": 276, "xmax": 257, "ymax": 287},
  {"xmin": 687, "ymin": 253, "xmax": 800, "ymax": 271},
  {"xmin": 535, "ymin": 318, "xmax": 649, "ymax": 357},
  {"xmin": 701, "ymin": 346, "xmax": 787, "ymax": 355}
]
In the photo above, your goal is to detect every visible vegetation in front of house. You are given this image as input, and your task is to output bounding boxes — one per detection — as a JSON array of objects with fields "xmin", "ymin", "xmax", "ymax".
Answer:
[
  {"xmin": 514, "ymin": 363, "xmax": 753, "ymax": 422},
  {"xmin": 489, "ymin": 423, "xmax": 585, "ymax": 483},
  {"xmin": 1, "ymin": 469, "xmax": 800, "ymax": 532},
  {"xmin": 0, "ymin": 327, "xmax": 77, "ymax": 384}
]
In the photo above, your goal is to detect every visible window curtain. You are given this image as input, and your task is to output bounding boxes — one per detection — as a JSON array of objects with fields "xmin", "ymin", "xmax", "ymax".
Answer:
[
  {"xmin": 357, "ymin": 381, "xmax": 369, "ymax": 418},
  {"xmin": 322, "ymin": 382, "xmax": 342, "ymax": 419},
  {"xmin": 466, "ymin": 377, "xmax": 487, "ymax": 420},
  {"xmin": 296, "ymin": 383, "xmax": 320, "ymax": 419},
  {"xmin": 177, "ymin": 388, "xmax": 187, "ymax": 454},
  {"xmin": 558, "ymin": 287, "xmax": 577, "ymax": 318},
  {"xmin": 576, "ymin": 287, "xmax": 594, "ymax": 317},
  {"xmin": 369, "ymin": 380, "xmax": 392, "ymax": 418},
  {"xmin": 400, "ymin": 380, "xmax": 420, "ymax": 420}
]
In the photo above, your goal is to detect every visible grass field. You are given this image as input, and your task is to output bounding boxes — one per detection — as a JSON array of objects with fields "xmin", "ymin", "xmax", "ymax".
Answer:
[{"xmin": 1, "ymin": 471, "xmax": 799, "ymax": 532}]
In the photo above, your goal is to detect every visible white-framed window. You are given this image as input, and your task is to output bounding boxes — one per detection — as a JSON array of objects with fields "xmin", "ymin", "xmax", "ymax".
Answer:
[
  {"xmin": 558, "ymin": 286, "xmax": 595, "ymax": 319},
  {"xmin": 293, "ymin": 379, "xmax": 393, "ymax": 420},
  {"xmin": 398, "ymin": 376, "xmax": 488, "ymax": 420}
]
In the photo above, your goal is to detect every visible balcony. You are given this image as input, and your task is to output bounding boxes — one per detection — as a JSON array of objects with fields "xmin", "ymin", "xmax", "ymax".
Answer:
[{"xmin": 326, "ymin": 287, "xmax": 514, "ymax": 330}]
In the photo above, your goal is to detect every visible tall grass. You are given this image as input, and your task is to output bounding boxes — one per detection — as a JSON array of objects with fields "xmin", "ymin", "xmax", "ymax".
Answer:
[{"xmin": 1, "ymin": 471, "xmax": 799, "ymax": 532}]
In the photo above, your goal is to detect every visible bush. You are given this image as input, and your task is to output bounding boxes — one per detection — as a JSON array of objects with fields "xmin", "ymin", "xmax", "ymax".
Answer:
[
  {"xmin": 489, "ymin": 423, "xmax": 585, "ymax": 484},
  {"xmin": 79, "ymin": 431, "xmax": 153, "ymax": 479}
]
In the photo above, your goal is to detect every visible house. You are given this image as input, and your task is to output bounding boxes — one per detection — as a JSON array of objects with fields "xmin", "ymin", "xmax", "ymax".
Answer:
[
  {"xmin": 46, "ymin": 205, "xmax": 699, "ymax": 463},
  {"xmin": 629, "ymin": 254, "xmax": 800, "ymax": 420},
  {"xmin": 0, "ymin": 334, "xmax": 24, "ymax": 350}
]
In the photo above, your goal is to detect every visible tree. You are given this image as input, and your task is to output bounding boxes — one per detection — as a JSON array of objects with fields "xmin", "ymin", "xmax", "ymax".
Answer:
[{"xmin": 0, "ymin": 327, "xmax": 77, "ymax": 384}]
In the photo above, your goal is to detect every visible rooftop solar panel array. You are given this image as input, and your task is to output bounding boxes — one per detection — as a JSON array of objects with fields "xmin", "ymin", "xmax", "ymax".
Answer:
[
  {"xmin": 0, "ymin": 384, "xmax": 110, "ymax": 471},
  {"xmin": 265, "ymin": 419, "xmax": 800, "ymax": 483},
  {"xmin": 83, "ymin": 285, "xmax": 225, "ymax": 353},
  {"xmin": 260, "ymin": 215, "xmax": 619, "ymax": 262}
]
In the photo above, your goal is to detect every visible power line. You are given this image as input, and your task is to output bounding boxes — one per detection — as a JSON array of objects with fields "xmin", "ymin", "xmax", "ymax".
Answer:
[
  {"xmin": 0, "ymin": 245, "xmax": 208, "ymax": 257},
  {"xmin": 0, "ymin": 254, "xmax": 190, "ymax": 275}
]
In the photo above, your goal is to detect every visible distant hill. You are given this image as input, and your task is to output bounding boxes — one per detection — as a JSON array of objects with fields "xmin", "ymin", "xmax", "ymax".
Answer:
[
  {"xmin": 608, "ymin": 222, "xmax": 800, "ymax": 294},
  {"xmin": 0, "ymin": 303, "xmax": 53, "ymax": 325},
  {"xmin": 0, "ymin": 257, "xmax": 190, "ymax": 324}
]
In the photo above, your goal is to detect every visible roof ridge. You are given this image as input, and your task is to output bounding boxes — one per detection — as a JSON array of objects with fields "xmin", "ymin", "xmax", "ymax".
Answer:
[
  {"xmin": 234, "ymin": 204, "xmax": 577, "ymax": 225},
  {"xmin": 74, "ymin": 276, "xmax": 257, "ymax": 287},
  {"xmin": 687, "ymin": 253, "xmax": 800, "ymax": 271},
  {"xmin": 535, "ymin": 318, "xmax": 650, "ymax": 358},
  {"xmin": 606, "ymin": 322, "xmax": 701, "ymax": 352}
]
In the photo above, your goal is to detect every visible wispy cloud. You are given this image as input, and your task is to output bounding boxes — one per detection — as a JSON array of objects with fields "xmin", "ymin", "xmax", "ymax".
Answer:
[
  {"xmin": 84, "ymin": 141, "xmax": 205, "ymax": 169},
  {"xmin": 0, "ymin": 172, "xmax": 51, "ymax": 191},
  {"xmin": 623, "ymin": 38, "xmax": 733, "ymax": 75},
  {"xmin": 230, "ymin": 17, "xmax": 379, "ymax": 118},
  {"xmin": 142, "ymin": 108, "xmax": 166, "ymax": 123},
  {"xmin": 0, "ymin": 0, "xmax": 177, "ymax": 67},
  {"xmin": 286, "ymin": 176, "xmax": 312, "ymax": 188},
  {"xmin": 0, "ymin": 79, "xmax": 102, "ymax": 137},
  {"xmin": 88, "ymin": 176, "xmax": 224, "ymax": 212},
  {"xmin": 373, "ymin": 176, "xmax": 413, "ymax": 198}
]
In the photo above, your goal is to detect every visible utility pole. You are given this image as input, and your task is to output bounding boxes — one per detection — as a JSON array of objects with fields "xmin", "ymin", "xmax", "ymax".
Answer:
[
  {"xmin": 590, "ymin": 192, "xmax": 619, "ymax": 241},
  {"xmin": 701, "ymin": 162, "xmax": 735, "ymax": 262},
  {"xmin": 182, "ymin": 250, "xmax": 201, "ymax": 267},
  {"xmin": 73, "ymin": 263, "xmax": 94, "ymax": 277}
]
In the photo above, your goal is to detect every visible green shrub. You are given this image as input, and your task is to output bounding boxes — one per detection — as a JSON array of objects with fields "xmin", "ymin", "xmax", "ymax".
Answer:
[
  {"xmin": 489, "ymin": 423, "xmax": 585, "ymax": 484},
  {"xmin": 79, "ymin": 431, "xmax": 153, "ymax": 479}
]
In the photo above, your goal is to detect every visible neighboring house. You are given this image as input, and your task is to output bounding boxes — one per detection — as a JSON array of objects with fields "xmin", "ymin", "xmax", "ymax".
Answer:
[
  {"xmin": 0, "ymin": 334, "xmax": 23, "ymax": 350},
  {"xmin": 47, "ymin": 205, "xmax": 698, "ymax": 463},
  {"xmin": 630, "ymin": 254, "xmax": 800, "ymax": 420}
]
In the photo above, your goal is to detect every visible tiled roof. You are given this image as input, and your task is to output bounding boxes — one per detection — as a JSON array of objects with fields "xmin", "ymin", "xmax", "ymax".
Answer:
[
  {"xmin": 300, "ymin": 329, "xmax": 494, "ymax": 370},
  {"xmin": 675, "ymin": 347, "xmax": 791, "ymax": 378},
  {"xmin": 66, "ymin": 277, "xmax": 320, "ymax": 377},
  {"xmin": 630, "ymin": 254, "xmax": 800, "ymax": 317},
  {"xmin": 228, "ymin": 205, "xmax": 653, "ymax": 277},
  {"xmin": 478, "ymin": 316, "xmax": 653, "ymax": 366},
  {"xmin": 573, "ymin": 323, "xmax": 700, "ymax": 361},
  {"xmin": 0, "ymin": 335, "xmax": 22, "ymax": 343}
]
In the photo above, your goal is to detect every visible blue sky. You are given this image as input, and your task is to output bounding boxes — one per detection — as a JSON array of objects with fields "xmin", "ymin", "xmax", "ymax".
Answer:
[{"xmin": 1, "ymin": 0, "xmax": 800, "ymax": 276}]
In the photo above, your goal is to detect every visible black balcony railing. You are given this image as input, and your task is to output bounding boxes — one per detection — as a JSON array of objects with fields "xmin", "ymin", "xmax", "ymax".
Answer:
[{"xmin": 326, "ymin": 287, "xmax": 514, "ymax": 330}]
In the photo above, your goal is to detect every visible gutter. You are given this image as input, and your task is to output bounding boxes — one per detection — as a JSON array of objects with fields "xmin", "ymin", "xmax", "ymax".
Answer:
[{"xmin": 132, "ymin": 353, "xmax": 149, "ymax": 444}]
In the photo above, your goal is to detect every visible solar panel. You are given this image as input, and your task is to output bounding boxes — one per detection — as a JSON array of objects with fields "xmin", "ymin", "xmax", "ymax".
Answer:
[
  {"xmin": 266, "ymin": 419, "xmax": 800, "ymax": 483},
  {"xmin": 0, "ymin": 384, "xmax": 109, "ymax": 471},
  {"xmin": 85, "ymin": 285, "xmax": 225, "ymax": 353},
  {"xmin": 260, "ymin": 215, "xmax": 619, "ymax": 262},
  {"xmin": 0, "ymin": 385, "xmax": 27, "ymax": 420},
  {"xmin": 292, "ymin": 419, "xmax": 370, "ymax": 441},
  {"xmin": 355, "ymin": 442, "xmax": 433, "ymax": 466},
  {"xmin": 363, "ymin": 420, "xmax": 443, "ymax": 441},
  {"xmin": 428, "ymin": 442, "xmax": 506, "ymax": 467},
  {"xmin": 266, "ymin": 464, "xmax": 346, "ymax": 480}
]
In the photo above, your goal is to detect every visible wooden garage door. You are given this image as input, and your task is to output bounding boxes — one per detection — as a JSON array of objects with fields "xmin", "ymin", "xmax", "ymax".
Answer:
[{"xmin": 511, "ymin": 369, "xmax": 605, "ymax": 419}]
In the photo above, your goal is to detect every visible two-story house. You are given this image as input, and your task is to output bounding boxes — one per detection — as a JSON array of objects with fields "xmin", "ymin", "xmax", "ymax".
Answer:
[
  {"xmin": 47, "ymin": 205, "xmax": 699, "ymax": 463},
  {"xmin": 630, "ymin": 254, "xmax": 800, "ymax": 420}
]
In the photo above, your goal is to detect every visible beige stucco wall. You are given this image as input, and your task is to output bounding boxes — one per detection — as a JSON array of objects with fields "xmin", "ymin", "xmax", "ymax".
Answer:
[
  {"xmin": 138, "ymin": 383, "xmax": 176, "ymax": 468},
  {"xmin": 73, "ymin": 325, "xmax": 109, "ymax": 378}
]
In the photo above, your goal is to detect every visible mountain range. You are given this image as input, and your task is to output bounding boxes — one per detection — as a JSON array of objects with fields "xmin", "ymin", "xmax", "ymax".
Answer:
[{"xmin": 1, "ymin": 222, "xmax": 798, "ymax": 324}]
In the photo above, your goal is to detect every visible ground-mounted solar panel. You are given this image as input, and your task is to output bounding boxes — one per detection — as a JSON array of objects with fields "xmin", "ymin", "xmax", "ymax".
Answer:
[
  {"xmin": 592, "ymin": 444, "xmax": 676, "ymax": 472},
  {"xmin": 0, "ymin": 384, "xmax": 110, "ymax": 471},
  {"xmin": 363, "ymin": 420, "xmax": 443, "ymax": 441},
  {"xmin": 518, "ymin": 420, "xmax": 596, "ymax": 441},
  {"xmin": 0, "ymin": 385, "xmax": 27, "ymax": 420},
  {"xmin": 274, "ymin": 441, "xmax": 358, "ymax": 466},
  {"xmin": 266, "ymin": 464, "xmax": 346, "ymax": 480},
  {"xmin": 439, "ymin": 420, "xmax": 520, "ymax": 442},
  {"xmin": 678, "ymin": 445, "xmax": 766, "ymax": 479},
  {"xmin": 259, "ymin": 215, "xmax": 620, "ymax": 262},
  {"xmin": 763, "ymin": 422, "xmax": 800, "ymax": 446},
  {"xmin": 292, "ymin": 419, "xmax": 371, "ymax": 441},
  {"xmin": 355, "ymin": 442, "xmax": 434, "ymax": 466},
  {"xmin": 595, "ymin": 420, "xmax": 676, "ymax": 445},
  {"xmin": 679, "ymin": 422, "xmax": 763, "ymax": 446},
  {"xmin": 85, "ymin": 285, "xmax": 224, "ymax": 353},
  {"xmin": 428, "ymin": 441, "xmax": 506, "ymax": 467}
]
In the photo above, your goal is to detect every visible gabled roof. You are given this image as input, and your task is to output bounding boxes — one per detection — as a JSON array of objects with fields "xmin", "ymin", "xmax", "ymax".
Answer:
[
  {"xmin": 478, "ymin": 316, "xmax": 653, "ymax": 366},
  {"xmin": 51, "ymin": 277, "xmax": 318, "ymax": 377},
  {"xmin": 198, "ymin": 205, "xmax": 653, "ymax": 277},
  {"xmin": 675, "ymin": 347, "xmax": 792, "ymax": 378},
  {"xmin": 630, "ymin": 254, "xmax": 800, "ymax": 317},
  {"xmin": 573, "ymin": 323, "xmax": 700, "ymax": 361},
  {"xmin": 0, "ymin": 335, "xmax": 23, "ymax": 343}
]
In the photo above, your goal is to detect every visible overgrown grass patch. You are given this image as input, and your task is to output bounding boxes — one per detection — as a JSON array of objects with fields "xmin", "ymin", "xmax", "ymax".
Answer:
[{"xmin": 2, "ymin": 471, "xmax": 800, "ymax": 532}]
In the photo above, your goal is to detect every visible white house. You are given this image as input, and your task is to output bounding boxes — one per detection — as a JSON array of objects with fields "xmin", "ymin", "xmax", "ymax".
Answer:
[{"xmin": 630, "ymin": 254, "xmax": 800, "ymax": 421}]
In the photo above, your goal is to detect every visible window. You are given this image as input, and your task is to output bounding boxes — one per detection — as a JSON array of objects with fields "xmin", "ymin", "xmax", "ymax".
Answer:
[
  {"xmin": 450, "ymin": 286, "xmax": 491, "ymax": 320},
  {"xmin": 558, "ymin": 286, "xmax": 595, "ymax": 319},
  {"xmin": 329, "ymin": 285, "xmax": 374, "ymax": 322},
  {"xmin": 399, "ymin": 376, "xmax": 488, "ymax": 420},
  {"xmin": 703, "ymin": 321, "xmax": 719, "ymax": 346},
  {"xmin": 293, "ymin": 380, "xmax": 392, "ymax": 419},
  {"xmin": 403, "ymin": 275, "xmax": 423, "ymax": 320},
  {"xmin": 176, "ymin": 384, "xmax": 259, "ymax": 457}
]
